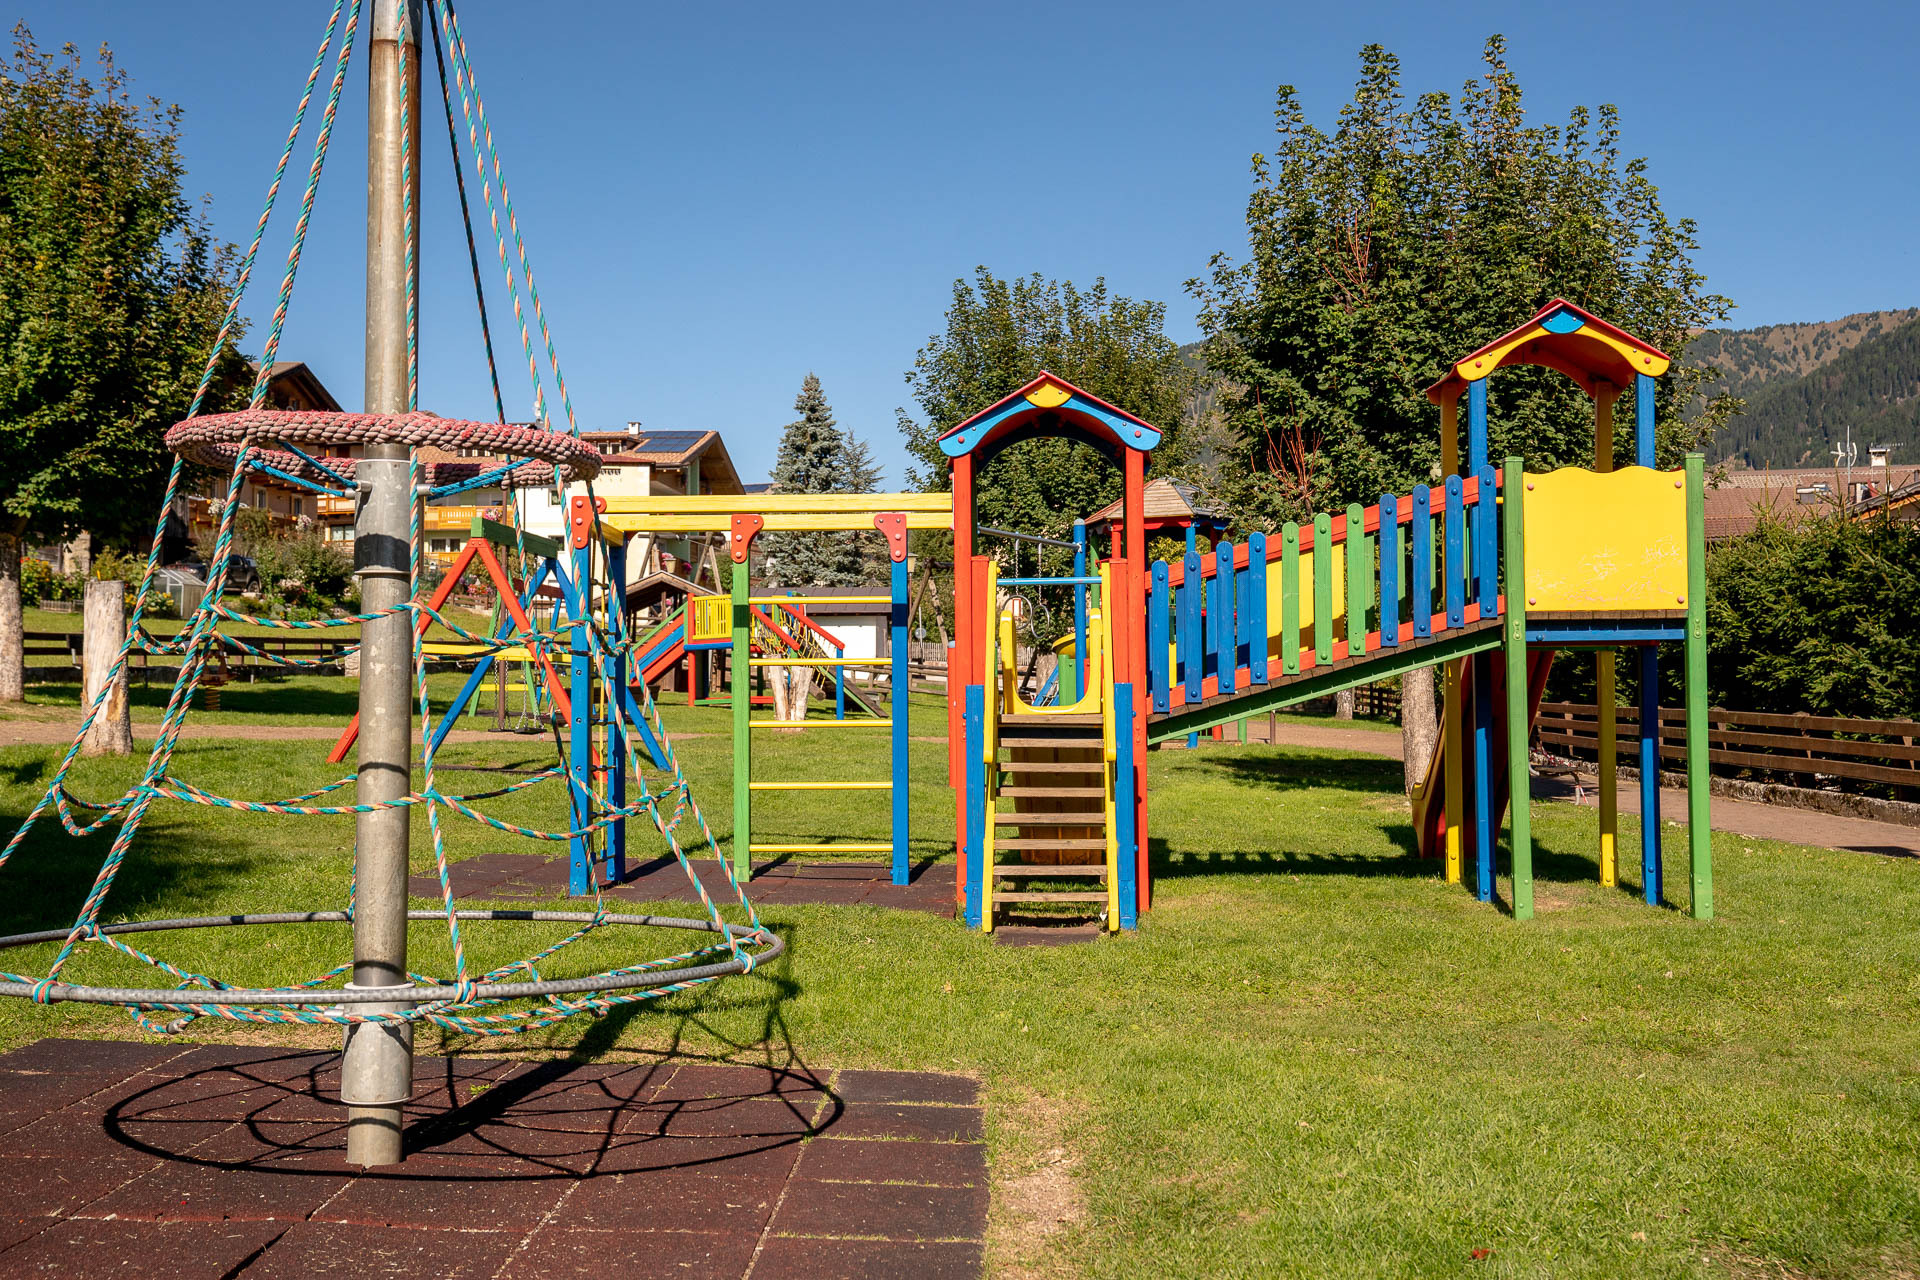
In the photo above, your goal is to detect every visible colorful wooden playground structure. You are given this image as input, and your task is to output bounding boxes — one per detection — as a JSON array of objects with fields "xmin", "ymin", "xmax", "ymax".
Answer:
[{"xmin": 943, "ymin": 299, "xmax": 1711, "ymax": 930}]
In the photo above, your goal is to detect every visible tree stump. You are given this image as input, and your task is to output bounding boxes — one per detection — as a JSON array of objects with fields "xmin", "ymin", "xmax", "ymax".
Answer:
[{"xmin": 82, "ymin": 579, "xmax": 133, "ymax": 756}]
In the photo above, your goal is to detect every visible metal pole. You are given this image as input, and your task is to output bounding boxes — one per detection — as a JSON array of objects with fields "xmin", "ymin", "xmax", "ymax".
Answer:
[{"xmin": 342, "ymin": 0, "xmax": 421, "ymax": 1169}]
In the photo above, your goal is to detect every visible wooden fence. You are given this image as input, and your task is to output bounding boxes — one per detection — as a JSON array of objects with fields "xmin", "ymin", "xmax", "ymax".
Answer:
[
  {"xmin": 24, "ymin": 630, "xmax": 350, "ymax": 681},
  {"xmin": 1537, "ymin": 701, "xmax": 1920, "ymax": 796}
]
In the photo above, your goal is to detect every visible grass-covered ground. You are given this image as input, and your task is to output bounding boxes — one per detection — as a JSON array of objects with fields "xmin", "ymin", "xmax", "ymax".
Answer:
[{"xmin": 0, "ymin": 683, "xmax": 1915, "ymax": 1278}]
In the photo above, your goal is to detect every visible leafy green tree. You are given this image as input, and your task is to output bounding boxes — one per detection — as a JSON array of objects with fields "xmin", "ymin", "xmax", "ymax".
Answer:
[
  {"xmin": 897, "ymin": 268, "xmax": 1199, "ymax": 539},
  {"xmin": 1188, "ymin": 37, "xmax": 1736, "ymax": 528},
  {"xmin": 762, "ymin": 373, "xmax": 868, "ymax": 589},
  {"xmin": 0, "ymin": 29, "xmax": 242, "ymax": 699},
  {"xmin": 1187, "ymin": 38, "xmax": 1737, "ymax": 784}
]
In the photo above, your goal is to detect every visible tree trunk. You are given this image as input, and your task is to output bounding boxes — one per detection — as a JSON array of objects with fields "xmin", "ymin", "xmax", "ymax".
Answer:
[
  {"xmin": 1401, "ymin": 665, "xmax": 1438, "ymax": 796},
  {"xmin": 0, "ymin": 531, "xmax": 21, "ymax": 703},
  {"xmin": 1334, "ymin": 687, "xmax": 1355, "ymax": 720},
  {"xmin": 82, "ymin": 578, "xmax": 133, "ymax": 756},
  {"xmin": 770, "ymin": 664, "xmax": 809, "ymax": 733}
]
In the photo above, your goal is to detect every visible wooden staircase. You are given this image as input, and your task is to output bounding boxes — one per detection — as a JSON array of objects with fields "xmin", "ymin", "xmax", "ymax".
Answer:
[{"xmin": 984, "ymin": 712, "xmax": 1114, "ymax": 926}]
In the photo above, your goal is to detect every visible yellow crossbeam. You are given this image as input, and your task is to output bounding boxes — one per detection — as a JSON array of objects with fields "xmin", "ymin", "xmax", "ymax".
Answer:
[
  {"xmin": 604, "ymin": 512, "xmax": 948, "ymax": 533},
  {"xmin": 748, "ymin": 719, "xmax": 893, "ymax": 729},
  {"xmin": 745, "ymin": 657, "xmax": 870, "ymax": 667},
  {"xmin": 749, "ymin": 780, "xmax": 892, "ymax": 791},
  {"xmin": 748, "ymin": 843, "xmax": 893, "ymax": 854},
  {"xmin": 603, "ymin": 492, "xmax": 951, "ymax": 515},
  {"xmin": 750, "ymin": 595, "xmax": 893, "ymax": 605}
]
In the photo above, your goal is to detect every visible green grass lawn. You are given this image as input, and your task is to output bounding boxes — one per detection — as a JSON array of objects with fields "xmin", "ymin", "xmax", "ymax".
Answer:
[{"xmin": 0, "ymin": 685, "xmax": 1915, "ymax": 1278}]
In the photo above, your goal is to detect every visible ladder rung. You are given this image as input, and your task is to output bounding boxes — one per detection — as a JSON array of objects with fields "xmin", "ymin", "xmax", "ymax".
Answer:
[
  {"xmin": 993, "ymin": 813, "xmax": 1104, "ymax": 825},
  {"xmin": 997, "ymin": 761, "xmax": 1104, "ymax": 774},
  {"xmin": 1000, "ymin": 786, "xmax": 1105, "ymax": 798},
  {"xmin": 991, "ymin": 865, "xmax": 1105, "ymax": 877},
  {"xmin": 991, "ymin": 838, "xmax": 1108, "ymax": 851},
  {"xmin": 991, "ymin": 891, "xmax": 1110, "ymax": 903},
  {"xmin": 1000, "ymin": 737, "xmax": 1102, "ymax": 749},
  {"xmin": 749, "ymin": 719, "xmax": 892, "ymax": 729},
  {"xmin": 1003, "ymin": 713, "xmax": 1102, "ymax": 727},
  {"xmin": 748, "ymin": 842, "xmax": 894, "ymax": 853},
  {"xmin": 749, "ymin": 781, "xmax": 892, "ymax": 791}
]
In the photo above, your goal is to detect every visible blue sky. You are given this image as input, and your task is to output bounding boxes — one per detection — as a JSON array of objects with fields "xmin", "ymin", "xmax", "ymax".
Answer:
[{"xmin": 15, "ymin": 1, "xmax": 1918, "ymax": 485}]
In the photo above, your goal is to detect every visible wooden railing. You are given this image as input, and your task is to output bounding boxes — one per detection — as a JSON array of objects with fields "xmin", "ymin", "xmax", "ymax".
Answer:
[
  {"xmin": 1537, "ymin": 702, "xmax": 1920, "ymax": 795},
  {"xmin": 1147, "ymin": 469, "xmax": 1502, "ymax": 714}
]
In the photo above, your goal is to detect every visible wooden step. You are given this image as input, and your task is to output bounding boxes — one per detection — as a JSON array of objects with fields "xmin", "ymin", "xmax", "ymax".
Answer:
[
  {"xmin": 993, "ymin": 813, "xmax": 1103, "ymax": 826},
  {"xmin": 997, "ymin": 760, "xmax": 1104, "ymax": 775},
  {"xmin": 991, "ymin": 837, "xmax": 1107, "ymax": 851},
  {"xmin": 991, "ymin": 891, "xmax": 1109, "ymax": 903},
  {"xmin": 1000, "ymin": 786, "xmax": 1105, "ymax": 799},
  {"xmin": 1004, "ymin": 713, "xmax": 1102, "ymax": 728},
  {"xmin": 991, "ymin": 864, "xmax": 1105, "ymax": 877},
  {"xmin": 999, "ymin": 736, "xmax": 1101, "ymax": 749}
]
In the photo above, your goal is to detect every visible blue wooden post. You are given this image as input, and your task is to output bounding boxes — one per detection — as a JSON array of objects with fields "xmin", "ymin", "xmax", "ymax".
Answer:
[
  {"xmin": 1181, "ymin": 551, "xmax": 1203, "ymax": 705},
  {"xmin": 1114, "ymin": 683, "xmax": 1139, "ymax": 930},
  {"xmin": 1473, "ymin": 652, "xmax": 1494, "ymax": 902},
  {"xmin": 1235, "ymin": 542, "xmax": 1253, "ymax": 683},
  {"xmin": 834, "ymin": 644, "xmax": 846, "ymax": 721},
  {"xmin": 1475, "ymin": 465, "xmax": 1497, "ymax": 619},
  {"xmin": 963, "ymin": 683, "xmax": 985, "ymax": 927},
  {"xmin": 890, "ymin": 556, "xmax": 909, "ymax": 884},
  {"xmin": 1073, "ymin": 520, "xmax": 1089, "ymax": 699},
  {"xmin": 1214, "ymin": 542, "xmax": 1235, "ymax": 697},
  {"xmin": 1443, "ymin": 476, "xmax": 1465, "ymax": 631},
  {"xmin": 1640, "ymin": 649, "xmax": 1664, "ymax": 904},
  {"xmin": 1378, "ymin": 495, "xmax": 1399, "ymax": 647},
  {"xmin": 1635, "ymin": 373, "xmax": 1657, "ymax": 467},
  {"xmin": 1411, "ymin": 487, "xmax": 1432, "ymax": 638},
  {"xmin": 605, "ymin": 539, "xmax": 627, "ymax": 883},
  {"xmin": 1247, "ymin": 533, "xmax": 1268, "ymax": 683},
  {"xmin": 1149, "ymin": 561, "xmax": 1170, "ymax": 712},
  {"xmin": 567, "ymin": 549, "xmax": 594, "ymax": 895}
]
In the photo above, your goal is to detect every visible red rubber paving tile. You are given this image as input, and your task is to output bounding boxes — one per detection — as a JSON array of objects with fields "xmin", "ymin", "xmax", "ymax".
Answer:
[
  {"xmin": 561, "ymin": 1166, "xmax": 787, "ymax": 1234},
  {"xmin": 650, "ymin": 1062, "xmax": 833, "ymax": 1102},
  {"xmin": 0, "ymin": 1217, "xmax": 285, "ymax": 1278},
  {"xmin": 0, "ymin": 1038, "xmax": 189, "ymax": 1077},
  {"xmin": 792, "ymin": 1139, "xmax": 986, "ymax": 1188},
  {"xmin": 825, "ymin": 1103, "xmax": 983, "ymax": 1143},
  {"xmin": 0, "ymin": 1069, "xmax": 140, "ymax": 1115},
  {"xmin": 239, "ymin": 1222, "xmax": 518, "ymax": 1279},
  {"xmin": 589, "ymin": 1133, "xmax": 805, "ymax": 1180},
  {"xmin": 749, "ymin": 1236, "xmax": 984, "ymax": 1280},
  {"xmin": 831, "ymin": 1070, "xmax": 980, "ymax": 1106},
  {"xmin": 79, "ymin": 1151, "xmax": 354, "ymax": 1222},
  {"xmin": 636, "ymin": 1097, "xmax": 824, "ymax": 1141},
  {"xmin": 0, "ymin": 1152, "xmax": 163, "ymax": 1245},
  {"xmin": 770, "ymin": 1180, "xmax": 989, "ymax": 1242},
  {"xmin": 315, "ymin": 1155, "xmax": 571, "ymax": 1230},
  {"xmin": 501, "ymin": 1227, "xmax": 759, "ymax": 1280}
]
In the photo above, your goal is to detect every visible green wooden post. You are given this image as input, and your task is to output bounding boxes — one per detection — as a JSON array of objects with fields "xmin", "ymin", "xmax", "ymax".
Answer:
[
  {"xmin": 1281, "ymin": 523, "xmax": 1300, "ymax": 675},
  {"xmin": 1345, "ymin": 503, "xmax": 1368, "ymax": 657},
  {"xmin": 1313, "ymin": 513, "xmax": 1333, "ymax": 666},
  {"xmin": 1684, "ymin": 454, "xmax": 1712, "ymax": 920},
  {"xmin": 731, "ymin": 562, "xmax": 751, "ymax": 878},
  {"xmin": 1504, "ymin": 457, "xmax": 1533, "ymax": 920}
]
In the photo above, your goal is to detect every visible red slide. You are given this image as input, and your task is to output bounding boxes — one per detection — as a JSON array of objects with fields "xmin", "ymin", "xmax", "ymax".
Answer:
[{"xmin": 1411, "ymin": 650, "xmax": 1555, "ymax": 858}]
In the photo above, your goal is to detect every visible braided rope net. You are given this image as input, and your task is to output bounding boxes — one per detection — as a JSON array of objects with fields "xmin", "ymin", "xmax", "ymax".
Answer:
[{"xmin": 0, "ymin": 0, "xmax": 777, "ymax": 1037}]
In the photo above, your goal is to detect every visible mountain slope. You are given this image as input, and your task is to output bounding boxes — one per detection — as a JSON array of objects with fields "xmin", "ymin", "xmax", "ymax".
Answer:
[
  {"xmin": 1690, "ymin": 310, "xmax": 1920, "ymax": 402},
  {"xmin": 1709, "ymin": 313, "xmax": 1920, "ymax": 466}
]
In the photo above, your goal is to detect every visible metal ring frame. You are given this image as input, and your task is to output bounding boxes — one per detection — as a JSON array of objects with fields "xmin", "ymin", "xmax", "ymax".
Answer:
[{"xmin": 0, "ymin": 911, "xmax": 782, "ymax": 1009}]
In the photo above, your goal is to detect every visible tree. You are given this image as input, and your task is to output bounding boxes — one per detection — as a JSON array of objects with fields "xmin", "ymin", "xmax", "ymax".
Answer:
[
  {"xmin": 761, "ymin": 373, "xmax": 868, "ymax": 725},
  {"xmin": 1187, "ymin": 38, "xmax": 1737, "ymax": 786},
  {"xmin": 898, "ymin": 268, "xmax": 1199, "ymax": 540},
  {"xmin": 0, "ymin": 29, "xmax": 242, "ymax": 700}
]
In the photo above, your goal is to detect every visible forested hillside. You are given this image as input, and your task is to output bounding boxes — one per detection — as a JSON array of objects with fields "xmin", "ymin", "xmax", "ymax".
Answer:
[{"xmin": 1700, "ymin": 311, "xmax": 1920, "ymax": 466}]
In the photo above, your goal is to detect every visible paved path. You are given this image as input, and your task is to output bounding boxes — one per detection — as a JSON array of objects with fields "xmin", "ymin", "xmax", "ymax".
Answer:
[
  {"xmin": 1231, "ymin": 723, "xmax": 1920, "ymax": 859},
  {"xmin": 0, "ymin": 1038, "xmax": 987, "ymax": 1278}
]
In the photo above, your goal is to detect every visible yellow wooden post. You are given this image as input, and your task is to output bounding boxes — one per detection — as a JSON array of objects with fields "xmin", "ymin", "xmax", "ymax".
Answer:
[
  {"xmin": 1440, "ymin": 392, "xmax": 1464, "ymax": 883},
  {"xmin": 1595, "ymin": 387, "xmax": 1619, "ymax": 887}
]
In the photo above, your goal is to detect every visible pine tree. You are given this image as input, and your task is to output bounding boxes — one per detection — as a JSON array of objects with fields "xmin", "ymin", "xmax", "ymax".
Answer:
[{"xmin": 763, "ymin": 374, "xmax": 867, "ymax": 588}]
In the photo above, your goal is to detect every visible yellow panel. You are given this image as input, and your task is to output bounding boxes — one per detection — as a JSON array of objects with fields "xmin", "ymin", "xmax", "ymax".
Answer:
[
  {"xmin": 1025, "ymin": 381, "xmax": 1073, "ymax": 409},
  {"xmin": 688, "ymin": 595, "xmax": 730, "ymax": 644},
  {"xmin": 1523, "ymin": 466, "xmax": 1687, "ymax": 612},
  {"xmin": 600, "ymin": 492, "xmax": 950, "ymax": 516},
  {"xmin": 603, "ymin": 512, "xmax": 950, "ymax": 533}
]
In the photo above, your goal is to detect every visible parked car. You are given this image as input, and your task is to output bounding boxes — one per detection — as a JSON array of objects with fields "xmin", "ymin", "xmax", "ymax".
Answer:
[{"xmin": 167, "ymin": 557, "xmax": 260, "ymax": 594}]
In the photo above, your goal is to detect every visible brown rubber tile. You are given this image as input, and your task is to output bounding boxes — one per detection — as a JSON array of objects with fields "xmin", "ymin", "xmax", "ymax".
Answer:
[
  {"xmin": 79, "ymin": 1150, "xmax": 354, "ymax": 1222},
  {"xmin": 769, "ymin": 1179, "xmax": 989, "ymax": 1241},
  {"xmin": 825, "ymin": 1103, "xmax": 983, "ymax": 1143},
  {"xmin": 792, "ymin": 1138, "xmax": 986, "ymax": 1187},
  {"xmin": 502, "ymin": 1227, "xmax": 759, "ymax": 1279},
  {"xmin": 832, "ymin": 1070, "xmax": 980, "ymax": 1106},
  {"xmin": 561, "ymin": 1165, "xmax": 786, "ymax": 1234},
  {"xmin": 0, "ymin": 1217, "xmax": 285, "ymax": 1278},
  {"xmin": 315, "ymin": 1155, "xmax": 572, "ymax": 1230},
  {"xmin": 237, "ymin": 1222, "xmax": 519, "ymax": 1278},
  {"xmin": 650, "ymin": 1062, "xmax": 833, "ymax": 1102},
  {"xmin": 750, "ymin": 1235, "xmax": 985, "ymax": 1280}
]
